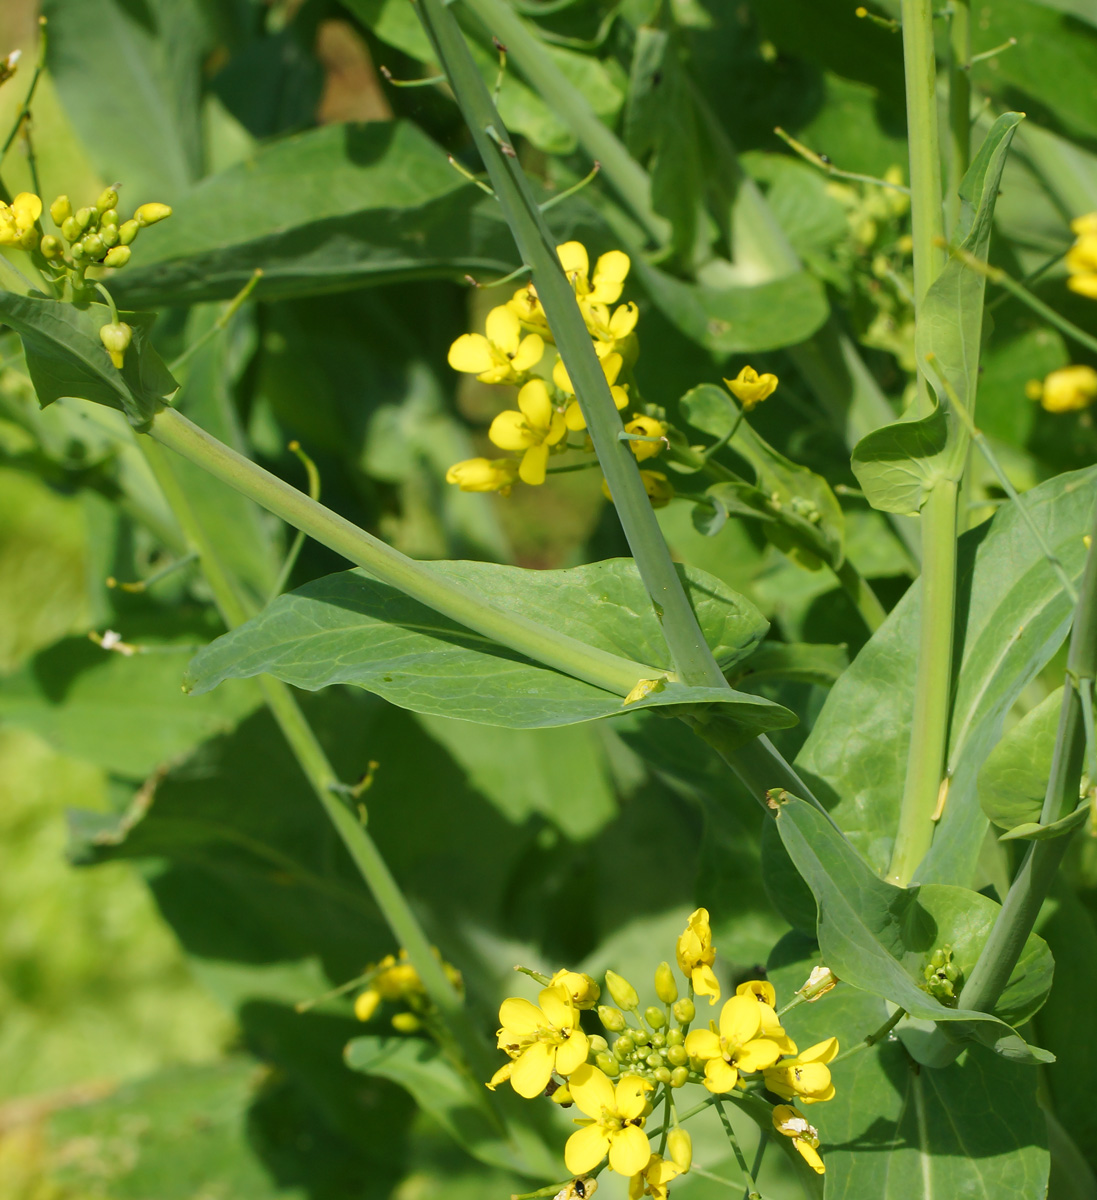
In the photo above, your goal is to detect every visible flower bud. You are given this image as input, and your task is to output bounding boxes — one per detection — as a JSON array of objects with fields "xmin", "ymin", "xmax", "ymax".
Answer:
[
  {"xmin": 612, "ymin": 1034, "xmax": 634, "ymax": 1059},
  {"xmin": 99, "ymin": 321, "xmax": 133, "ymax": 369},
  {"xmin": 653, "ymin": 1066, "xmax": 671, "ymax": 1084},
  {"xmin": 665, "ymin": 1029, "xmax": 684, "ymax": 1048},
  {"xmin": 118, "ymin": 219, "xmax": 139, "ymax": 245},
  {"xmin": 597, "ymin": 1005, "xmax": 626, "ymax": 1033},
  {"xmin": 605, "ymin": 970, "xmax": 639, "ymax": 1012},
  {"xmin": 588, "ymin": 1035, "xmax": 608, "ymax": 1055},
  {"xmin": 644, "ymin": 1006, "xmax": 666, "ymax": 1030},
  {"xmin": 669, "ymin": 1066, "xmax": 689, "ymax": 1088},
  {"xmin": 391, "ymin": 1012, "xmax": 420, "ymax": 1033},
  {"xmin": 673, "ymin": 998, "xmax": 695, "ymax": 1025},
  {"xmin": 40, "ymin": 234, "xmax": 63, "ymax": 259},
  {"xmin": 70, "ymin": 241, "xmax": 88, "ymax": 261},
  {"xmin": 18, "ymin": 227, "xmax": 37, "ymax": 250},
  {"xmin": 645, "ymin": 1052, "xmax": 662, "ymax": 1070},
  {"xmin": 100, "ymin": 225, "xmax": 120, "ymax": 248},
  {"xmin": 631, "ymin": 1025, "xmax": 650, "ymax": 1046},
  {"xmin": 82, "ymin": 233, "xmax": 105, "ymax": 260},
  {"xmin": 104, "ymin": 245, "xmax": 131, "ymax": 269},
  {"xmin": 135, "ymin": 201, "xmax": 172, "ymax": 227},
  {"xmin": 650, "ymin": 1032, "xmax": 666, "ymax": 1048},
  {"xmin": 354, "ymin": 988, "xmax": 380, "ymax": 1022},
  {"xmin": 75, "ymin": 206, "xmax": 94, "ymax": 231},
  {"xmin": 595, "ymin": 1053, "xmax": 619, "ymax": 1077},
  {"xmin": 668, "ymin": 1129, "xmax": 692, "ymax": 1172},
  {"xmin": 666, "ymin": 1044, "xmax": 688, "ymax": 1067},
  {"xmin": 550, "ymin": 1084, "xmax": 572, "ymax": 1106},
  {"xmin": 654, "ymin": 962, "xmax": 679, "ymax": 1005},
  {"xmin": 96, "ymin": 185, "xmax": 120, "ymax": 214},
  {"xmin": 50, "ymin": 195, "xmax": 72, "ymax": 226},
  {"xmin": 99, "ymin": 208, "xmax": 119, "ymax": 228},
  {"xmin": 61, "ymin": 216, "xmax": 81, "ymax": 242}
]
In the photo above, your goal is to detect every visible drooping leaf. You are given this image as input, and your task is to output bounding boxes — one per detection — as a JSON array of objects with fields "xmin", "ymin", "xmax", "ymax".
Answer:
[
  {"xmin": 0, "ymin": 292, "xmax": 178, "ymax": 428},
  {"xmin": 849, "ymin": 403, "xmax": 950, "ymax": 515},
  {"xmin": 767, "ymin": 932, "xmax": 1050, "ymax": 1199},
  {"xmin": 998, "ymin": 803, "xmax": 1091, "ymax": 842},
  {"xmin": 185, "ymin": 559, "xmax": 795, "ymax": 731},
  {"xmin": 773, "ymin": 794, "xmax": 1054, "ymax": 1062},
  {"xmin": 793, "ymin": 466, "xmax": 1096, "ymax": 888},
  {"xmin": 979, "ymin": 686, "xmax": 1063, "ymax": 831}
]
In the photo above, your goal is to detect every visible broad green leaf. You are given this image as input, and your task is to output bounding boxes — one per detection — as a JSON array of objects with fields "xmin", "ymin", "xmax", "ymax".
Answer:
[
  {"xmin": 110, "ymin": 122, "xmax": 528, "ymax": 308},
  {"xmin": 0, "ymin": 292, "xmax": 177, "ymax": 428},
  {"xmin": 794, "ymin": 466, "xmax": 1096, "ymax": 888},
  {"xmin": 681, "ymin": 383, "xmax": 845, "ymax": 568},
  {"xmin": 727, "ymin": 641, "xmax": 849, "ymax": 688},
  {"xmin": 998, "ymin": 803, "xmax": 1091, "ymax": 842},
  {"xmin": 768, "ymin": 933, "xmax": 1050, "ymax": 1199},
  {"xmin": 0, "ymin": 633, "xmax": 258, "ymax": 780},
  {"xmin": 851, "ymin": 114, "xmax": 1022, "ymax": 511},
  {"xmin": 979, "ymin": 686, "xmax": 1063, "ymax": 831},
  {"xmin": 186, "ymin": 560, "xmax": 796, "ymax": 731},
  {"xmin": 635, "ymin": 262, "xmax": 829, "ymax": 356},
  {"xmin": 773, "ymin": 795, "xmax": 1054, "ymax": 1061},
  {"xmin": 345, "ymin": 1036, "xmax": 549, "ymax": 1176}
]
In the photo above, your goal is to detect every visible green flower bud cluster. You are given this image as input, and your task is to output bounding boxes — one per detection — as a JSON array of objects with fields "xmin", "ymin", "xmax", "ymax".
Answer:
[
  {"xmin": 591, "ymin": 966, "xmax": 697, "ymax": 1089},
  {"xmin": 921, "ymin": 944, "xmax": 961, "ymax": 1005},
  {"xmin": 45, "ymin": 187, "xmax": 172, "ymax": 280}
]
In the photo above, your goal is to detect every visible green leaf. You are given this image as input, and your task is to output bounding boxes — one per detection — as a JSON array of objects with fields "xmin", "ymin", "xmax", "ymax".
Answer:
[
  {"xmin": 110, "ymin": 122, "xmax": 528, "ymax": 308},
  {"xmin": 794, "ymin": 466, "xmax": 1096, "ymax": 887},
  {"xmin": 998, "ymin": 803, "xmax": 1091, "ymax": 842},
  {"xmin": 727, "ymin": 640, "xmax": 849, "ymax": 688},
  {"xmin": 681, "ymin": 383, "xmax": 845, "ymax": 568},
  {"xmin": 768, "ymin": 933, "xmax": 1050, "ymax": 1199},
  {"xmin": 979, "ymin": 686, "xmax": 1063, "ymax": 831},
  {"xmin": 773, "ymin": 794, "xmax": 1054, "ymax": 1061},
  {"xmin": 850, "ymin": 402, "xmax": 949, "ymax": 514},
  {"xmin": 0, "ymin": 292, "xmax": 177, "ymax": 428},
  {"xmin": 185, "ymin": 560, "xmax": 796, "ymax": 731}
]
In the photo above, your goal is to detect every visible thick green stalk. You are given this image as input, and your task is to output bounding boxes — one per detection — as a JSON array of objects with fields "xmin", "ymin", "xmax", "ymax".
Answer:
[
  {"xmin": 417, "ymin": 0, "xmax": 728, "ymax": 691},
  {"xmin": 945, "ymin": 0, "xmax": 971, "ymax": 236},
  {"xmin": 147, "ymin": 406, "xmax": 660, "ymax": 695},
  {"xmin": 888, "ymin": 481, "xmax": 958, "ymax": 885}
]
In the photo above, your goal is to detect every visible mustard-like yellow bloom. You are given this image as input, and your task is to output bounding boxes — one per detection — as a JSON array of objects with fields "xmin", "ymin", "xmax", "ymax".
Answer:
[
  {"xmin": 1029, "ymin": 365, "xmax": 1097, "ymax": 413},
  {"xmin": 1067, "ymin": 215, "xmax": 1097, "ymax": 299},
  {"xmin": 508, "ymin": 242, "xmax": 634, "ymax": 343},
  {"xmin": 772, "ymin": 1105, "xmax": 825, "ymax": 1174},
  {"xmin": 446, "ymin": 456, "xmax": 520, "ymax": 495},
  {"xmin": 354, "ymin": 989, "xmax": 382, "ymax": 1022},
  {"xmin": 448, "ymin": 305, "xmax": 545, "ymax": 384},
  {"xmin": 735, "ymin": 980, "xmax": 796, "ymax": 1053},
  {"xmin": 495, "ymin": 985, "xmax": 590, "ymax": 1098},
  {"xmin": 763, "ymin": 1037, "xmax": 839, "ymax": 1104},
  {"xmin": 488, "ymin": 379, "xmax": 568, "ymax": 485},
  {"xmin": 586, "ymin": 300, "xmax": 640, "ymax": 352},
  {"xmin": 552, "ymin": 969, "xmax": 601, "ymax": 1009},
  {"xmin": 558, "ymin": 241, "xmax": 631, "ymax": 307},
  {"xmin": 565, "ymin": 1065, "xmax": 652, "ymax": 1176},
  {"xmin": 628, "ymin": 1154, "xmax": 680, "ymax": 1200},
  {"xmin": 675, "ymin": 908, "xmax": 720, "ymax": 1005},
  {"xmin": 724, "ymin": 365, "xmax": 778, "ymax": 410},
  {"xmin": 684, "ymin": 995, "xmax": 784, "ymax": 1093},
  {"xmin": 554, "ymin": 351, "xmax": 628, "ymax": 431},
  {"xmin": 0, "ymin": 191, "xmax": 42, "ymax": 247},
  {"xmin": 623, "ymin": 416, "xmax": 667, "ymax": 462}
]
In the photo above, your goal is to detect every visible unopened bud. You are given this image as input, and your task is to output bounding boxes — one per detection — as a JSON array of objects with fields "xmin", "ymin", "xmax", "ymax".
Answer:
[
  {"xmin": 550, "ymin": 1084, "xmax": 572, "ymax": 1105},
  {"xmin": 668, "ymin": 1129, "xmax": 692, "ymax": 1172},
  {"xmin": 99, "ymin": 321, "xmax": 133, "ymax": 369},
  {"xmin": 589, "ymin": 1035, "xmax": 608, "ymax": 1055},
  {"xmin": 669, "ymin": 1066, "xmax": 689, "ymax": 1088},
  {"xmin": 70, "ymin": 241, "xmax": 88, "ymax": 261},
  {"xmin": 50, "ymin": 195, "xmax": 72, "ymax": 226},
  {"xmin": 673, "ymin": 998, "xmax": 695, "ymax": 1025},
  {"xmin": 82, "ymin": 233, "xmax": 105, "ymax": 260},
  {"xmin": 104, "ymin": 245, "xmax": 131, "ymax": 268},
  {"xmin": 135, "ymin": 201, "xmax": 172, "ymax": 227},
  {"xmin": 597, "ymin": 1005, "xmax": 626, "ymax": 1033},
  {"xmin": 100, "ymin": 225, "xmax": 120, "ymax": 248},
  {"xmin": 644, "ymin": 1006, "xmax": 666, "ymax": 1030},
  {"xmin": 653, "ymin": 1065, "xmax": 671, "ymax": 1083},
  {"xmin": 61, "ymin": 216, "xmax": 81, "ymax": 242},
  {"xmin": 391, "ymin": 1012, "xmax": 420, "ymax": 1033},
  {"xmin": 99, "ymin": 208, "xmax": 119, "ymax": 228},
  {"xmin": 39, "ymin": 234, "xmax": 63, "ymax": 259},
  {"xmin": 75, "ymin": 206, "xmax": 94, "ymax": 231},
  {"xmin": 96, "ymin": 185, "xmax": 120, "ymax": 214},
  {"xmin": 353, "ymin": 989, "xmax": 380, "ymax": 1022},
  {"xmin": 605, "ymin": 970, "xmax": 639, "ymax": 1012},
  {"xmin": 613, "ymin": 1034, "xmax": 634, "ymax": 1059},
  {"xmin": 595, "ymin": 1052, "xmax": 619, "ymax": 1077},
  {"xmin": 666, "ymin": 1044, "xmax": 688, "ymax": 1067},
  {"xmin": 654, "ymin": 962, "xmax": 678, "ymax": 1005},
  {"xmin": 18, "ymin": 227, "xmax": 37, "ymax": 250},
  {"xmin": 118, "ymin": 219, "xmax": 139, "ymax": 245}
]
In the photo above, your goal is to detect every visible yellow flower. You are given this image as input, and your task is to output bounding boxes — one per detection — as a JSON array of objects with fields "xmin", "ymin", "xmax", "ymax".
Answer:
[
  {"xmin": 488, "ymin": 379, "xmax": 568, "ymax": 485},
  {"xmin": 763, "ymin": 1037, "xmax": 839, "ymax": 1104},
  {"xmin": 354, "ymin": 988, "xmax": 382, "ymax": 1022},
  {"xmin": 684, "ymin": 995, "xmax": 784, "ymax": 1093},
  {"xmin": 1071, "ymin": 213, "xmax": 1097, "ymax": 238},
  {"xmin": 0, "ymin": 191, "xmax": 42, "ymax": 247},
  {"xmin": 724, "ymin": 365, "xmax": 778, "ymax": 411},
  {"xmin": 448, "ymin": 305, "xmax": 545, "ymax": 384},
  {"xmin": 554, "ymin": 351, "xmax": 629, "ymax": 432},
  {"xmin": 675, "ymin": 908, "xmax": 721, "ymax": 1005},
  {"xmin": 508, "ymin": 242, "xmax": 633, "ymax": 344},
  {"xmin": 565, "ymin": 1065, "xmax": 653, "ymax": 1176},
  {"xmin": 734, "ymin": 981, "xmax": 797, "ymax": 1053},
  {"xmin": 1067, "ymin": 220, "xmax": 1097, "ymax": 298},
  {"xmin": 495, "ymin": 985, "xmax": 591, "ymax": 1098},
  {"xmin": 623, "ymin": 416, "xmax": 667, "ymax": 462},
  {"xmin": 1029, "ymin": 365, "xmax": 1097, "ymax": 413},
  {"xmin": 552, "ymin": 970, "xmax": 601, "ymax": 1009},
  {"xmin": 772, "ymin": 1105, "xmax": 825, "ymax": 1174},
  {"xmin": 446, "ymin": 456, "xmax": 520, "ymax": 495},
  {"xmin": 558, "ymin": 241, "xmax": 631, "ymax": 307},
  {"xmin": 586, "ymin": 300, "xmax": 640, "ymax": 352},
  {"xmin": 628, "ymin": 1155, "xmax": 681, "ymax": 1200}
]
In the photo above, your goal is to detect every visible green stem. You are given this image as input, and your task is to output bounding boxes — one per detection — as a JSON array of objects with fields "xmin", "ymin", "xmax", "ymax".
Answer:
[
  {"xmin": 0, "ymin": 17, "xmax": 46, "ymax": 164},
  {"xmin": 146, "ymin": 406, "xmax": 660, "ymax": 695},
  {"xmin": 888, "ymin": 481, "xmax": 958, "ymax": 886},
  {"xmin": 713, "ymin": 1099, "xmax": 761, "ymax": 1200},
  {"xmin": 834, "ymin": 557, "xmax": 887, "ymax": 633},
  {"xmin": 168, "ymin": 269, "xmax": 263, "ymax": 374},
  {"xmin": 832, "ymin": 1007, "xmax": 906, "ymax": 1063},
  {"xmin": 946, "ymin": 0, "xmax": 971, "ymax": 237},
  {"xmin": 418, "ymin": 0, "xmax": 728, "ymax": 691},
  {"xmin": 744, "ymin": 1135, "xmax": 768, "ymax": 1200}
]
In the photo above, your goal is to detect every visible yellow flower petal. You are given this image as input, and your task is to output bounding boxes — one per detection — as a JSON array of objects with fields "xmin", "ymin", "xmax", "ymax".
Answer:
[
  {"xmin": 569, "ymin": 1064, "xmax": 616, "ymax": 1117},
  {"xmin": 691, "ymin": 964, "xmax": 721, "ymax": 1004},
  {"xmin": 12, "ymin": 192, "xmax": 42, "ymax": 230},
  {"xmin": 614, "ymin": 1074, "xmax": 652, "ymax": 1120},
  {"xmin": 489, "ymin": 409, "xmax": 536, "ymax": 451},
  {"xmin": 719, "ymin": 995, "xmax": 762, "ymax": 1046},
  {"xmin": 609, "ymin": 1125, "xmax": 651, "ymax": 1177},
  {"xmin": 486, "ymin": 1061, "xmax": 513, "ymax": 1091},
  {"xmin": 590, "ymin": 250, "xmax": 631, "ymax": 305},
  {"xmin": 736, "ymin": 980, "xmax": 776, "ymax": 1007},
  {"xmin": 553, "ymin": 356, "xmax": 575, "ymax": 394},
  {"xmin": 703, "ymin": 1057, "xmax": 738, "ymax": 1093},
  {"xmin": 601, "ymin": 352, "xmax": 623, "ymax": 386},
  {"xmin": 448, "ymin": 333, "xmax": 495, "ymax": 374},
  {"xmin": 566, "ymin": 1124, "xmax": 610, "ymax": 1175},
  {"xmin": 564, "ymin": 400, "xmax": 587, "ymax": 432},
  {"xmin": 518, "ymin": 379, "xmax": 555, "ymax": 432},
  {"xmin": 511, "ymin": 1041, "xmax": 555, "ymax": 1097},
  {"xmin": 520, "ymin": 443, "xmax": 550, "ymax": 486},
  {"xmin": 684, "ymin": 1028, "xmax": 721, "ymax": 1060},
  {"xmin": 546, "ymin": 411, "xmax": 568, "ymax": 446},
  {"xmin": 498, "ymin": 996, "xmax": 546, "ymax": 1037},
  {"xmin": 609, "ymin": 302, "xmax": 639, "ymax": 340},
  {"xmin": 555, "ymin": 1030, "xmax": 590, "ymax": 1076},
  {"xmin": 557, "ymin": 241, "xmax": 590, "ymax": 280},
  {"xmin": 486, "ymin": 305, "xmax": 522, "ymax": 354},
  {"xmin": 735, "ymin": 1037, "xmax": 782, "ymax": 1073},
  {"xmin": 800, "ymin": 1037, "xmax": 839, "ymax": 1064},
  {"xmin": 511, "ymin": 333, "xmax": 545, "ymax": 372},
  {"xmin": 1067, "ymin": 273, "xmax": 1097, "ymax": 300},
  {"xmin": 795, "ymin": 1140, "xmax": 825, "ymax": 1173}
]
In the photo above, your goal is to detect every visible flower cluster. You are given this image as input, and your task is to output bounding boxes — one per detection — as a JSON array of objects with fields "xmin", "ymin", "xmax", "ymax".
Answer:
[
  {"xmin": 1067, "ymin": 212, "xmax": 1097, "ymax": 300},
  {"xmin": 1026, "ymin": 364, "xmax": 1097, "ymax": 414},
  {"xmin": 489, "ymin": 909, "xmax": 839, "ymax": 1195},
  {"xmin": 354, "ymin": 947, "xmax": 463, "ymax": 1034},
  {"xmin": 445, "ymin": 241, "xmax": 671, "ymax": 503}
]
